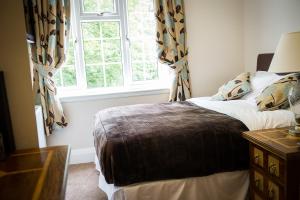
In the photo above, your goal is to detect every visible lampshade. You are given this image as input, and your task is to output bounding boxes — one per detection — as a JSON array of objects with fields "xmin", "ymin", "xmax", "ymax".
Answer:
[{"xmin": 268, "ymin": 31, "xmax": 300, "ymax": 73}]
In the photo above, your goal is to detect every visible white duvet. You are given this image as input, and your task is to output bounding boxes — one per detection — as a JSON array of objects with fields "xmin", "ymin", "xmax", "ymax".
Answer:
[{"xmin": 188, "ymin": 97, "xmax": 295, "ymax": 130}]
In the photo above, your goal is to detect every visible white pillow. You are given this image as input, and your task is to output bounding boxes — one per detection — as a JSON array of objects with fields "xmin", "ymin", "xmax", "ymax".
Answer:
[{"xmin": 242, "ymin": 71, "xmax": 283, "ymax": 102}]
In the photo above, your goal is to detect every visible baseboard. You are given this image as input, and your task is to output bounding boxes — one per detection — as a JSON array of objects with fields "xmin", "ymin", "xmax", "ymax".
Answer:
[{"xmin": 70, "ymin": 147, "xmax": 96, "ymax": 164}]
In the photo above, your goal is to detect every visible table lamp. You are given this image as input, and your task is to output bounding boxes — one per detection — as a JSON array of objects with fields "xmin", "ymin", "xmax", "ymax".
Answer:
[{"xmin": 268, "ymin": 31, "xmax": 300, "ymax": 136}]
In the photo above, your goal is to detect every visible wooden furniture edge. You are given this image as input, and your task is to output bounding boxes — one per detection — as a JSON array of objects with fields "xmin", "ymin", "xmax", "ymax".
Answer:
[{"xmin": 242, "ymin": 130, "xmax": 300, "ymax": 160}]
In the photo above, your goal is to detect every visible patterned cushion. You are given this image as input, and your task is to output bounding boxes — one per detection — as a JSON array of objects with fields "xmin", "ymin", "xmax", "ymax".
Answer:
[
  {"xmin": 256, "ymin": 73, "xmax": 300, "ymax": 111},
  {"xmin": 212, "ymin": 72, "xmax": 251, "ymax": 101}
]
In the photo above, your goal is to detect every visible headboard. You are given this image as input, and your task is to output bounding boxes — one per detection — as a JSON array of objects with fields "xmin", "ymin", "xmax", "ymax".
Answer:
[{"xmin": 256, "ymin": 53, "xmax": 274, "ymax": 71}]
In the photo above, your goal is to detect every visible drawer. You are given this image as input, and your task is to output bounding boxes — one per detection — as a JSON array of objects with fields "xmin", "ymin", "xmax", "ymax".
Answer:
[
  {"xmin": 267, "ymin": 154, "xmax": 284, "ymax": 180},
  {"xmin": 253, "ymin": 192, "xmax": 264, "ymax": 200},
  {"xmin": 267, "ymin": 180, "xmax": 283, "ymax": 200},
  {"xmin": 252, "ymin": 145, "xmax": 264, "ymax": 168},
  {"xmin": 253, "ymin": 170, "xmax": 264, "ymax": 192}
]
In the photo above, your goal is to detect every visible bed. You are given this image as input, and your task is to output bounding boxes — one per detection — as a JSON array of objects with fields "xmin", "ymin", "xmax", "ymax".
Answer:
[{"xmin": 93, "ymin": 54, "xmax": 295, "ymax": 200}]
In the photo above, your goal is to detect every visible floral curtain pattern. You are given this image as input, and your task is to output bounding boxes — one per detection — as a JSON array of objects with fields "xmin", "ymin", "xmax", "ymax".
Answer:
[
  {"xmin": 24, "ymin": 0, "xmax": 70, "ymax": 135},
  {"xmin": 155, "ymin": 0, "xmax": 191, "ymax": 101}
]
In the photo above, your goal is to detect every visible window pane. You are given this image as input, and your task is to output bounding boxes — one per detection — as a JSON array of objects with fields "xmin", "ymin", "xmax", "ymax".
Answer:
[
  {"xmin": 144, "ymin": 40, "xmax": 157, "ymax": 61},
  {"xmin": 105, "ymin": 63, "xmax": 123, "ymax": 87},
  {"xmin": 62, "ymin": 66, "xmax": 77, "ymax": 87},
  {"xmin": 102, "ymin": 22, "xmax": 119, "ymax": 38},
  {"xmin": 103, "ymin": 39, "xmax": 121, "ymax": 62},
  {"xmin": 83, "ymin": 40, "xmax": 102, "ymax": 64},
  {"xmin": 81, "ymin": 22, "xmax": 101, "ymax": 39},
  {"xmin": 132, "ymin": 62, "xmax": 144, "ymax": 81},
  {"xmin": 82, "ymin": 0, "xmax": 115, "ymax": 13},
  {"xmin": 82, "ymin": 21, "xmax": 123, "ymax": 88},
  {"xmin": 130, "ymin": 42, "xmax": 143, "ymax": 61},
  {"xmin": 128, "ymin": 15, "xmax": 143, "ymax": 38},
  {"xmin": 86, "ymin": 65, "xmax": 104, "ymax": 88},
  {"xmin": 145, "ymin": 62, "xmax": 158, "ymax": 80},
  {"xmin": 54, "ymin": 31, "xmax": 77, "ymax": 88},
  {"xmin": 66, "ymin": 39, "xmax": 75, "ymax": 65},
  {"xmin": 127, "ymin": 0, "xmax": 158, "ymax": 82},
  {"xmin": 54, "ymin": 70, "xmax": 62, "ymax": 87}
]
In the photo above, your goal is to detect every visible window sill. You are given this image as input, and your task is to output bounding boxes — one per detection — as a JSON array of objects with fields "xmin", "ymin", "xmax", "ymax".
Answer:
[{"xmin": 58, "ymin": 86, "xmax": 170, "ymax": 103}]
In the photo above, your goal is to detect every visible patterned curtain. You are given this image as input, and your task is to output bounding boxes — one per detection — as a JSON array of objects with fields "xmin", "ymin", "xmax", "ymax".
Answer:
[
  {"xmin": 155, "ymin": 0, "xmax": 191, "ymax": 101},
  {"xmin": 24, "ymin": 0, "xmax": 70, "ymax": 135}
]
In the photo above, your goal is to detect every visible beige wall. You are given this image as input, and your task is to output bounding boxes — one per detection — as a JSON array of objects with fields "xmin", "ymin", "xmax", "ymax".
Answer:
[
  {"xmin": 185, "ymin": 0, "xmax": 244, "ymax": 97},
  {"xmin": 244, "ymin": 0, "xmax": 300, "ymax": 72},
  {"xmin": 0, "ymin": 1, "xmax": 38, "ymax": 149}
]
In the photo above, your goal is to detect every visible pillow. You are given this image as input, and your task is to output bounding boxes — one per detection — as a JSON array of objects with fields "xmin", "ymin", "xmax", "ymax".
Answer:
[
  {"xmin": 256, "ymin": 73, "xmax": 300, "ymax": 111},
  {"xmin": 212, "ymin": 72, "xmax": 251, "ymax": 101},
  {"xmin": 241, "ymin": 71, "xmax": 283, "ymax": 101}
]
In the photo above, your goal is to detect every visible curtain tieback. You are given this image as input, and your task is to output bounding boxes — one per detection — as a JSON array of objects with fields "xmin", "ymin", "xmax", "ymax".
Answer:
[
  {"xmin": 33, "ymin": 63, "xmax": 57, "ymax": 93},
  {"xmin": 33, "ymin": 63, "xmax": 56, "ymax": 78},
  {"xmin": 169, "ymin": 56, "xmax": 187, "ymax": 73}
]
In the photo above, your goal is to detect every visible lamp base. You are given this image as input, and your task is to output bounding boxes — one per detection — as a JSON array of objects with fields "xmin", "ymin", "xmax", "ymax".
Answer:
[{"xmin": 288, "ymin": 127, "xmax": 300, "ymax": 137}]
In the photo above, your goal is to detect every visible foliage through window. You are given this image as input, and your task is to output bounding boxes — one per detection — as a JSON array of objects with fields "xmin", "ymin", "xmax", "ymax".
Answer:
[
  {"xmin": 55, "ymin": 0, "xmax": 162, "ymax": 91},
  {"xmin": 82, "ymin": 21, "xmax": 123, "ymax": 88}
]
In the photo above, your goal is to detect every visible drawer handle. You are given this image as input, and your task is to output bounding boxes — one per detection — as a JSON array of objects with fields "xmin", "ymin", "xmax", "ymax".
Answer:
[
  {"xmin": 254, "ymin": 155, "xmax": 260, "ymax": 164},
  {"xmin": 268, "ymin": 188, "xmax": 275, "ymax": 200},
  {"xmin": 268, "ymin": 164, "xmax": 277, "ymax": 176},
  {"xmin": 254, "ymin": 179, "xmax": 261, "ymax": 190}
]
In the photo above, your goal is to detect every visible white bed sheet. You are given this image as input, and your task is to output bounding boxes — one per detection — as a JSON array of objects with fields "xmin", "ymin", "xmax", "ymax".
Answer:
[
  {"xmin": 97, "ymin": 97, "xmax": 295, "ymax": 200},
  {"xmin": 189, "ymin": 97, "xmax": 295, "ymax": 131},
  {"xmin": 97, "ymin": 163, "xmax": 248, "ymax": 200}
]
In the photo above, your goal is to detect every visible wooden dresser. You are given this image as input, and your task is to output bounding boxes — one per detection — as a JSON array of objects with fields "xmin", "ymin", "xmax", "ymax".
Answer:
[
  {"xmin": 243, "ymin": 128, "xmax": 300, "ymax": 200},
  {"xmin": 0, "ymin": 145, "xmax": 70, "ymax": 200}
]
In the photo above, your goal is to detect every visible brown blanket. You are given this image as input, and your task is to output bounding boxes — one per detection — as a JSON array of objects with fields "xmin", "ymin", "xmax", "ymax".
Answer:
[{"xmin": 94, "ymin": 101, "xmax": 249, "ymax": 186}]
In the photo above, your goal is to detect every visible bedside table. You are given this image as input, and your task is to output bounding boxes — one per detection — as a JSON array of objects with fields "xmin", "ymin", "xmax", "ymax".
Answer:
[
  {"xmin": 0, "ymin": 145, "xmax": 70, "ymax": 200},
  {"xmin": 243, "ymin": 128, "xmax": 300, "ymax": 200}
]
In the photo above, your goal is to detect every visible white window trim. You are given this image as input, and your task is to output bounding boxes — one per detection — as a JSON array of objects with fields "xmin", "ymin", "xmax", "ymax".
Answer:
[
  {"xmin": 59, "ymin": 87, "xmax": 169, "ymax": 102},
  {"xmin": 58, "ymin": 0, "xmax": 169, "ymax": 100}
]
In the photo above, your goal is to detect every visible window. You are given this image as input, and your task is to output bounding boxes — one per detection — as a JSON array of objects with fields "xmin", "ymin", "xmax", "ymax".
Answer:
[
  {"xmin": 55, "ymin": 0, "xmax": 167, "ymax": 95},
  {"xmin": 82, "ymin": 21, "xmax": 123, "ymax": 88},
  {"xmin": 127, "ymin": 1, "xmax": 158, "ymax": 82},
  {"xmin": 54, "ymin": 31, "xmax": 77, "ymax": 88}
]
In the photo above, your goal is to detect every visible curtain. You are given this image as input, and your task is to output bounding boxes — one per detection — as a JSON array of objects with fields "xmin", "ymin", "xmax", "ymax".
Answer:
[
  {"xmin": 24, "ymin": 0, "xmax": 70, "ymax": 135},
  {"xmin": 155, "ymin": 0, "xmax": 191, "ymax": 101}
]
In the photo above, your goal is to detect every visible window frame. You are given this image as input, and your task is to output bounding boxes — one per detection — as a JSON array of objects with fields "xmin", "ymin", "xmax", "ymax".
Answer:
[{"xmin": 57, "ymin": 0, "xmax": 167, "ymax": 95}]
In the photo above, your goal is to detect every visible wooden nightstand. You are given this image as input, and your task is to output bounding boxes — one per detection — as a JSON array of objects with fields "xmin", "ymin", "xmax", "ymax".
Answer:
[
  {"xmin": 0, "ymin": 145, "xmax": 70, "ymax": 200},
  {"xmin": 243, "ymin": 128, "xmax": 300, "ymax": 200}
]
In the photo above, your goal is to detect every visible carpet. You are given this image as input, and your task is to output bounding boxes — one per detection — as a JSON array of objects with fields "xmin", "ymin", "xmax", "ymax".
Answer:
[{"xmin": 66, "ymin": 163, "xmax": 107, "ymax": 200}]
